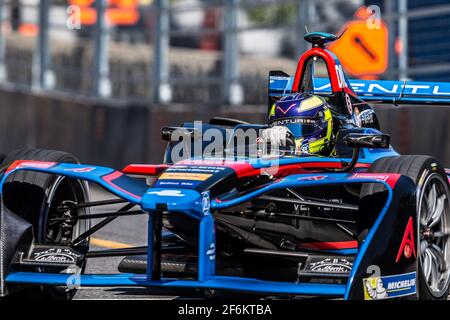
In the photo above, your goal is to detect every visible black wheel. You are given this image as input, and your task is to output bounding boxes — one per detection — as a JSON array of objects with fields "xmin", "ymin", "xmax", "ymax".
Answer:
[
  {"xmin": 1, "ymin": 149, "xmax": 90, "ymax": 300},
  {"xmin": 360, "ymin": 155, "xmax": 450, "ymax": 300}
]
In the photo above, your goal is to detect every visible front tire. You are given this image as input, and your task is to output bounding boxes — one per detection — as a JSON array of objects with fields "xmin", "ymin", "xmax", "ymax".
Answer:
[
  {"xmin": 1, "ymin": 149, "xmax": 90, "ymax": 300},
  {"xmin": 360, "ymin": 155, "xmax": 450, "ymax": 300}
]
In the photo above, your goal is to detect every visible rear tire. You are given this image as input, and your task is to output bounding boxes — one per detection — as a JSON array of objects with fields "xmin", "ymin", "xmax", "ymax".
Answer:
[
  {"xmin": 1, "ymin": 149, "xmax": 90, "ymax": 300},
  {"xmin": 360, "ymin": 155, "xmax": 450, "ymax": 300}
]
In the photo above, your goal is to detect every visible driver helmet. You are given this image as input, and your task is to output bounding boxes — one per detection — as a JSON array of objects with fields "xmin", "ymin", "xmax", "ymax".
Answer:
[{"xmin": 268, "ymin": 93, "xmax": 333, "ymax": 154}]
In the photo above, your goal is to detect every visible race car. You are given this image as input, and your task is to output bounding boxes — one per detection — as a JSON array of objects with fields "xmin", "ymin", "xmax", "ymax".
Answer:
[{"xmin": 1, "ymin": 32, "xmax": 450, "ymax": 300}]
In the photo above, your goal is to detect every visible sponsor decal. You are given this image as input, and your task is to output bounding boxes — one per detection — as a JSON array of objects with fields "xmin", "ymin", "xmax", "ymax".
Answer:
[
  {"xmin": 335, "ymin": 65, "xmax": 346, "ymax": 89},
  {"xmin": 159, "ymin": 172, "xmax": 212, "ymax": 181},
  {"xmin": 307, "ymin": 257, "xmax": 353, "ymax": 274},
  {"xmin": 345, "ymin": 93, "xmax": 353, "ymax": 115},
  {"xmin": 201, "ymin": 191, "xmax": 210, "ymax": 215},
  {"xmin": 297, "ymin": 175, "xmax": 327, "ymax": 181},
  {"xmin": 313, "ymin": 78, "xmax": 450, "ymax": 96},
  {"xmin": 270, "ymin": 118, "xmax": 317, "ymax": 127},
  {"xmin": 16, "ymin": 161, "xmax": 56, "ymax": 169},
  {"xmin": 166, "ymin": 165, "xmax": 226, "ymax": 174},
  {"xmin": 147, "ymin": 190, "xmax": 185, "ymax": 197},
  {"xmin": 32, "ymin": 248, "xmax": 80, "ymax": 264},
  {"xmin": 396, "ymin": 216, "xmax": 416, "ymax": 263},
  {"xmin": 154, "ymin": 180, "xmax": 198, "ymax": 188},
  {"xmin": 64, "ymin": 166, "xmax": 96, "ymax": 173},
  {"xmin": 273, "ymin": 77, "xmax": 450, "ymax": 98},
  {"xmin": 206, "ymin": 243, "xmax": 215, "ymax": 261},
  {"xmin": 350, "ymin": 173, "xmax": 389, "ymax": 181},
  {"xmin": 363, "ymin": 272, "xmax": 416, "ymax": 300},
  {"xmin": 359, "ymin": 109, "xmax": 375, "ymax": 125}
]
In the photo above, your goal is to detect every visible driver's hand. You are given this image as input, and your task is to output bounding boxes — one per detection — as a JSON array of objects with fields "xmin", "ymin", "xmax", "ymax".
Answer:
[{"xmin": 261, "ymin": 126, "xmax": 294, "ymax": 147}]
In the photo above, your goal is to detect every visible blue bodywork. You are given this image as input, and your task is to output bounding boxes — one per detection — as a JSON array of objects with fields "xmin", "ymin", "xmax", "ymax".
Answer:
[{"xmin": 0, "ymin": 149, "xmax": 416, "ymax": 299}]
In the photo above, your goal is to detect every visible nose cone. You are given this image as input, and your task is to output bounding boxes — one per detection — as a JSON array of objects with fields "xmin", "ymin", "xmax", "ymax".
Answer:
[{"xmin": 142, "ymin": 188, "xmax": 208, "ymax": 219}]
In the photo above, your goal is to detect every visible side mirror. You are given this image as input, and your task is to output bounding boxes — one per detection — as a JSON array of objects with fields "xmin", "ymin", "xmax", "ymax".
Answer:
[
  {"xmin": 345, "ymin": 133, "xmax": 390, "ymax": 149},
  {"xmin": 161, "ymin": 127, "xmax": 202, "ymax": 142}
]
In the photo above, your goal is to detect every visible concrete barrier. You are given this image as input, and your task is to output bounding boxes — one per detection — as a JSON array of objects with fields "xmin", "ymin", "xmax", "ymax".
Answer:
[
  {"xmin": 4, "ymin": 33, "xmax": 297, "ymax": 105},
  {"xmin": 0, "ymin": 86, "xmax": 449, "ymax": 168}
]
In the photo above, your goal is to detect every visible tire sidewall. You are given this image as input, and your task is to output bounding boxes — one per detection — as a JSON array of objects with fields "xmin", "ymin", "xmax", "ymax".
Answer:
[
  {"xmin": 415, "ymin": 160, "xmax": 450, "ymax": 300},
  {"xmin": 1, "ymin": 149, "xmax": 90, "ymax": 300}
]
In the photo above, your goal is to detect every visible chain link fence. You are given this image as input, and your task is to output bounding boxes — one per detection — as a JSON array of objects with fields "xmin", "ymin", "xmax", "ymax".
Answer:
[{"xmin": 1, "ymin": 0, "xmax": 450, "ymax": 106}]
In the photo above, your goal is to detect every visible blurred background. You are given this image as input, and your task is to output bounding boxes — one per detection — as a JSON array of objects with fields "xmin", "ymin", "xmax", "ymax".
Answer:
[{"xmin": 0, "ymin": 0, "xmax": 449, "ymax": 168}]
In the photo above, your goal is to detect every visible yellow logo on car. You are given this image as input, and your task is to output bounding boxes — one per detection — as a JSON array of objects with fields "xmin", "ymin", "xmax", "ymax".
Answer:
[{"xmin": 159, "ymin": 172, "xmax": 212, "ymax": 181}]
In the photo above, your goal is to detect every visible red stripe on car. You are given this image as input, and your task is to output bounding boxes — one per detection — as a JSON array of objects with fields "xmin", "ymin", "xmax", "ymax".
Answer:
[
  {"xmin": 102, "ymin": 171, "xmax": 141, "ymax": 200},
  {"xmin": 299, "ymin": 240, "xmax": 358, "ymax": 250},
  {"xmin": 179, "ymin": 159, "xmax": 370, "ymax": 179},
  {"xmin": 6, "ymin": 160, "xmax": 56, "ymax": 173},
  {"xmin": 350, "ymin": 172, "xmax": 401, "ymax": 188}
]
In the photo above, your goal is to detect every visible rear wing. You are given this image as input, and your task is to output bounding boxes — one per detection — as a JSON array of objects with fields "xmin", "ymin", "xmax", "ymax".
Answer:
[{"xmin": 269, "ymin": 74, "xmax": 450, "ymax": 106}]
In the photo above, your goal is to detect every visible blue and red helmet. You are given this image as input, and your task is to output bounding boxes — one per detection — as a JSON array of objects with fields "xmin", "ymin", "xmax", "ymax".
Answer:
[{"xmin": 268, "ymin": 93, "xmax": 333, "ymax": 154}]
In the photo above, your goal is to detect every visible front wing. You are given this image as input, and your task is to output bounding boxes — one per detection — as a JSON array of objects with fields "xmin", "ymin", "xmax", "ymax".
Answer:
[{"xmin": 0, "ymin": 162, "xmax": 418, "ymax": 299}]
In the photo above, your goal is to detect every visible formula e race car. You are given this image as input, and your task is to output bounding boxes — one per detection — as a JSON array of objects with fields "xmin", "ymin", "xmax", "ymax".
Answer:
[{"xmin": 1, "ymin": 32, "xmax": 450, "ymax": 300}]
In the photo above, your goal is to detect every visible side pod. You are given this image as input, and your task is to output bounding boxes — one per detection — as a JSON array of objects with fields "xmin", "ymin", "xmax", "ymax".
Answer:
[{"xmin": 345, "ymin": 175, "xmax": 417, "ymax": 300}]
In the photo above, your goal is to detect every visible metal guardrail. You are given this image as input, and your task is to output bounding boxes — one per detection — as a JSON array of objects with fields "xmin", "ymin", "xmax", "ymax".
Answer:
[{"xmin": 0, "ymin": 0, "xmax": 450, "ymax": 105}]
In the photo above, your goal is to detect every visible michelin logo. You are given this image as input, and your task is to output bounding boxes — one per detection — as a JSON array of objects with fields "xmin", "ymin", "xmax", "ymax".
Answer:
[{"xmin": 363, "ymin": 272, "xmax": 416, "ymax": 300}]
